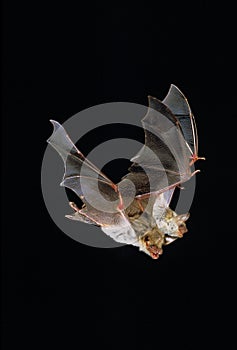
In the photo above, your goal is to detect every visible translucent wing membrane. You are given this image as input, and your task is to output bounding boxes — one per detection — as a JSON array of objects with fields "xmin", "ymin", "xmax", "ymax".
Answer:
[
  {"xmin": 48, "ymin": 121, "xmax": 121, "ymax": 225},
  {"xmin": 162, "ymin": 84, "xmax": 198, "ymax": 156},
  {"xmin": 125, "ymin": 93, "xmax": 194, "ymax": 199}
]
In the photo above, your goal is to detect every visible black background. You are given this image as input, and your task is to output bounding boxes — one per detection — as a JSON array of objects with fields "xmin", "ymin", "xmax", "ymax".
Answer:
[{"xmin": 1, "ymin": 1, "xmax": 236, "ymax": 349}]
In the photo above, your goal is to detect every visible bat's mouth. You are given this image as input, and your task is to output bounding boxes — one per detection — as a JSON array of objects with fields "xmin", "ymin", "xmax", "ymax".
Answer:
[
  {"xmin": 141, "ymin": 232, "xmax": 164, "ymax": 259},
  {"xmin": 146, "ymin": 244, "xmax": 163, "ymax": 259}
]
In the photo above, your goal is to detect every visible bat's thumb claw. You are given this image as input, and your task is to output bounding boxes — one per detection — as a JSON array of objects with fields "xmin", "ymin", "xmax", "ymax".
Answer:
[{"xmin": 191, "ymin": 169, "xmax": 200, "ymax": 177}]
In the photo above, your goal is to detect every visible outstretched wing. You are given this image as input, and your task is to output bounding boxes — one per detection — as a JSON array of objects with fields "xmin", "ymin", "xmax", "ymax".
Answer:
[
  {"xmin": 48, "ymin": 121, "xmax": 118, "ymax": 224},
  {"xmin": 123, "ymin": 86, "xmax": 197, "ymax": 199},
  {"xmin": 47, "ymin": 120, "xmax": 138, "ymax": 244}
]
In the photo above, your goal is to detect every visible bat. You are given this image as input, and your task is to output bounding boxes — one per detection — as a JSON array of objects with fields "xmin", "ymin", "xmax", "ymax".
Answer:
[{"xmin": 47, "ymin": 85, "xmax": 204, "ymax": 259}]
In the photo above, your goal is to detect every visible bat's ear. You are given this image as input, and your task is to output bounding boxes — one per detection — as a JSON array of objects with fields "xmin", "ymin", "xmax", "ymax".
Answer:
[{"xmin": 176, "ymin": 213, "xmax": 190, "ymax": 223}]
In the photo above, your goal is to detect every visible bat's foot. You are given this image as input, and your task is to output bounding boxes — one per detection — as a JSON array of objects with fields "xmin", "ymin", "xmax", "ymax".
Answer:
[
  {"xmin": 177, "ymin": 184, "xmax": 185, "ymax": 190},
  {"xmin": 69, "ymin": 202, "xmax": 80, "ymax": 212}
]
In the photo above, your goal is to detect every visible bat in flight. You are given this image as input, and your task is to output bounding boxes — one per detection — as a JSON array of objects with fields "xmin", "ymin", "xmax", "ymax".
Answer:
[{"xmin": 47, "ymin": 85, "xmax": 204, "ymax": 259}]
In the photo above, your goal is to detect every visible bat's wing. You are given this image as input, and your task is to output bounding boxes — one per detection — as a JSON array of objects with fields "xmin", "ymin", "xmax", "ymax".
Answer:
[
  {"xmin": 101, "ymin": 210, "xmax": 139, "ymax": 246},
  {"xmin": 48, "ymin": 121, "xmax": 117, "ymax": 224},
  {"xmin": 47, "ymin": 121, "xmax": 138, "ymax": 244},
  {"xmin": 48, "ymin": 120, "xmax": 118, "ymax": 198},
  {"xmin": 124, "ymin": 86, "xmax": 198, "ymax": 199},
  {"xmin": 162, "ymin": 84, "xmax": 199, "ymax": 159}
]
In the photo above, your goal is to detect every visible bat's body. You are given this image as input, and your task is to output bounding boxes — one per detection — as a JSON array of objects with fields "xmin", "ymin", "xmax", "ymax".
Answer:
[{"xmin": 48, "ymin": 85, "xmax": 204, "ymax": 259}]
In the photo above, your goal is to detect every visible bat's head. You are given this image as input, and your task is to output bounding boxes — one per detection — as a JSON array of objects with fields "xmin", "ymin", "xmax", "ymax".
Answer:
[
  {"xmin": 174, "ymin": 213, "xmax": 189, "ymax": 237},
  {"xmin": 139, "ymin": 228, "xmax": 164, "ymax": 259},
  {"xmin": 155, "ymin": 208, "xmax": 190, "ymax": 239}
]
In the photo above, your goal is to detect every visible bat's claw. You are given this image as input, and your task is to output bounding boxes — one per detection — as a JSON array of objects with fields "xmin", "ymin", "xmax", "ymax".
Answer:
[
  {"xmin": 189, "ymin": 154, "xmax": 206, "ymax": 166},
  {"xmin": 191, "ymin": 169, "xmax": 201, "ymax": 177},
  {"xmin": 69, "ymin": 202, "xmax": 80, "ymax": 212},
  {"xmin": 177, "ymin": 184, "xmax": 185, "ymax": 190}
]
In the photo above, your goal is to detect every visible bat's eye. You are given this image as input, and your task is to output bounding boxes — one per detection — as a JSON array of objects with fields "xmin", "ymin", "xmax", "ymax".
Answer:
[
  {"xmin": 144, "ymin": 236, "xmax": 150, "ymax": 242},
  {"xmin": 179, "ymin": 224, "xmax": 185, "ymax": 229},
  {"xmin": 178, "ymin": 223, "xmax": 187, "ymax": 234}
]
